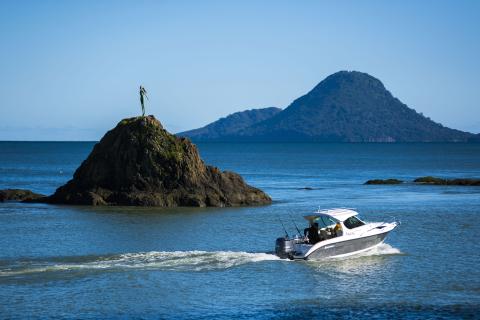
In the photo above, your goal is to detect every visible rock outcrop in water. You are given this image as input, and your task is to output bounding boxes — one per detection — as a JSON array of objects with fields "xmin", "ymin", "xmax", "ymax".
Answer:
[
  {"xmin": 47, "ymin": 116, "xmax": 271, "ymax": 207},
  {"xmin": 364, "ymin": 176, "xmax": 480, "ymax": 186},
  {"xmin": 0, "ymin": 189, "xmax": 46, "ymax": 202},
  {"xmin": 413, "ymin": 176, "xmax": 480, "ymax": 186},
  {"xmin": 365, "ymin": 179, "xmax": 403, "ymax": 185}
]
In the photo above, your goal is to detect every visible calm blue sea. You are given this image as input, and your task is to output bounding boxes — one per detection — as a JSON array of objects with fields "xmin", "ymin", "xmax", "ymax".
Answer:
[{"xmin": 1, "ymin": 142, "xmax": 480, "ymax": 319}]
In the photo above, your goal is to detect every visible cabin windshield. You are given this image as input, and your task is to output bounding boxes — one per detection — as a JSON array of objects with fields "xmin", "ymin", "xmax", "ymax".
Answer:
[
  {"xmin": 314, "ymin": 216, "xmax": 337, "ymax": 229},
  {"xmin": 343, "ymin": 216, "xmax": 365, "ymax": 229}
]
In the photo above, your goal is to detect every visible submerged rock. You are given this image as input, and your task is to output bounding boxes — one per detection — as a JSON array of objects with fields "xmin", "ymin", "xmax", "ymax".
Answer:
[
  {"xmin": 0, "ymin": 189, "xmax": 46, "ymax": 202},
  {"xmin": 364, "ymin": 179, "xmax": 403, "ymax": 185},
  {"xmin": 47, "ymin": 115, "xmax": 271, "ymax": 207}
]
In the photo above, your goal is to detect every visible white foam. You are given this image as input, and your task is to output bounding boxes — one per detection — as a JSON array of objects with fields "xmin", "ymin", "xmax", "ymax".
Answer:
[
  {"xmin": 321, "ymin": 242, "xmax": 402, "ymax": 262},
  {"xmin": 356, "ymin": 243, "xmax": 402, "ymax": 257},
  {"xmin": 0, "ymin": 251, "xmax": 281, "ymax": 276}
]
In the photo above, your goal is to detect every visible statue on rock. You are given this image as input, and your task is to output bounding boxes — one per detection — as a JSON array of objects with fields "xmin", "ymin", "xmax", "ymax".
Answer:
[{"xmin": 139, "ymin": 85, "xmax": 148, "ymax": 116}]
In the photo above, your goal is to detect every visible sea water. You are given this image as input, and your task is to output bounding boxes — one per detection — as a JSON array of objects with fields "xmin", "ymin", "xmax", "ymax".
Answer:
[{"xmin": 0, "ymin": 142, "xmax": 479, "ymax": 319}]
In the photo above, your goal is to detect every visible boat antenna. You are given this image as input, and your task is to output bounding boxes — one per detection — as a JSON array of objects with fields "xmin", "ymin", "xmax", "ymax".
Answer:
[
  {"xmin": 288, "ymin": 212, "xmax": 302, "ymax": 236},
  {"xmin": 277, "ymin": 215, "xmax": 289, "ymax": 238}
]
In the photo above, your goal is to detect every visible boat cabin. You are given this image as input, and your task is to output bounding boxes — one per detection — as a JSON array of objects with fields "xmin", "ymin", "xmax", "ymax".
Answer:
[{"xmin": 303, "ymin": 208, "xmax": 365, "ymax": 244}]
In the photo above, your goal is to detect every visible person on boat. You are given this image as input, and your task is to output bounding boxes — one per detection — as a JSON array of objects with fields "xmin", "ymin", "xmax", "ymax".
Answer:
[
  {"xmin": 304, "ymin": 222, "xmax": 320, "ymax": 244},
  {"xmin": 334, "ymin": 222, "xmax": 343, "ymax": 237}
]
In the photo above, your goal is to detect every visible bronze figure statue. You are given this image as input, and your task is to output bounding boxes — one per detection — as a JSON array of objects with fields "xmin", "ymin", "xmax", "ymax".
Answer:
[{"xmin": 139, "ymin": 86, "xmax": 148, "ymax": 116}]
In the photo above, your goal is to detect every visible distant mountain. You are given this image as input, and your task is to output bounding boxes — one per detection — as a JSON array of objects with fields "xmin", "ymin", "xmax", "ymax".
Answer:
[
  {"xmin": 179, "ymin": 107, "xmax": 281, "ymax": 140},
  {"xmin": 179, "ymin": 71, "xmax": 475, "ymax": 142}
]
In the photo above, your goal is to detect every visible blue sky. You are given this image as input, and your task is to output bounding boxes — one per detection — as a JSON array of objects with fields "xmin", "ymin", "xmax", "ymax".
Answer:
[{"xmin": 0, "ymin": 0, "xmax": 479, "ymax": 140}]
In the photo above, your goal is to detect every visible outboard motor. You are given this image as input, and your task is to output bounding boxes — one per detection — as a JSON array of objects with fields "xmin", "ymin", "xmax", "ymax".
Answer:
[{"xmin": 275, "ymin": 237, "xmax": 295, "ymax": 259}]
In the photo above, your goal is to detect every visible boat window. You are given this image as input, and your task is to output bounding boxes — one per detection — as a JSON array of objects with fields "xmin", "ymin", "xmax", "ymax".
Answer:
[
  {"xmin": 314, "ymin": 216, "xmax": 337, "ymax": 228},
  {"xmin": 343, "ymin": 216, "xmax": 365, "ymax": 229}
]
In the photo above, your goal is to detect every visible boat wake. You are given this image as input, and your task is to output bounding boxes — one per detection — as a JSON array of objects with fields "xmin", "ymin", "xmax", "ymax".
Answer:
[
  {"xmin": 0, "ymin": 244, "xmax": 402, "ymax": 278},
  {"xmin": 0, "ymin": 251, "xmax": 281, "ymax": 277}
]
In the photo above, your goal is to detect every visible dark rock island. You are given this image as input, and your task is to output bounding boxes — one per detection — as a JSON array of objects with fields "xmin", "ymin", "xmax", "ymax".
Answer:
[{"xmin": 45, "ymin": 116, "xmax": 271, "ymax": 207}]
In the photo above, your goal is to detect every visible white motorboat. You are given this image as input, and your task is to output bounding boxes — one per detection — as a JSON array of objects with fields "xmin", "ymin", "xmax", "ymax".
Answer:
[{"xmin": 275, "ymin": 208, "xmax": 397, "ymax": 260}]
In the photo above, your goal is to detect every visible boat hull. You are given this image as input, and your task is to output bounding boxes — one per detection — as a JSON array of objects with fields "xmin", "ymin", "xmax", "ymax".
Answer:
[{"xmin": 304, "ymin": 232, "xmax": 388, "ymax": 260}]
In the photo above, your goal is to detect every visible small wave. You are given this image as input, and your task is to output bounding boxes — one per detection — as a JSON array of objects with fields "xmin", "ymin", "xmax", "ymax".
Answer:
[{"xmin": 0, "ymin": 251, "xmax": 281, "ymax": 276}]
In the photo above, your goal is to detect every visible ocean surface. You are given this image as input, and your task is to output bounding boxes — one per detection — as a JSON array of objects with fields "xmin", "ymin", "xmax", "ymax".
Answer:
[{"xmin": 1, "ymin": 142, "xmax": 479, "ymax": 319}]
